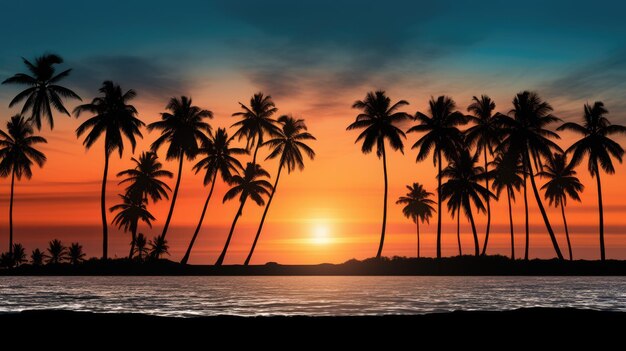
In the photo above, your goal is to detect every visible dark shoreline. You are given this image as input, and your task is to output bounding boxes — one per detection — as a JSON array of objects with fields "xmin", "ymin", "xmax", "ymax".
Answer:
[{"xmin": 3, "ymin": 255, "xmax": 626, "ymax": 275}]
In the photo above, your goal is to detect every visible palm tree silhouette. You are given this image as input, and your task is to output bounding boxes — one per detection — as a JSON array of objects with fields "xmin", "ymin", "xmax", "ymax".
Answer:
[
  {"xmin": 149, "ymin": 235, "xmax": 169, "ymax": 260},
  {"xmin": 347, "ymin": 91, "xmax": 411, "ymax": 258},
  {"xmin": 408, "ymin": 96, "xmax": 466, "ymax": 258},
  {"xmin": 181, "ymin": 128, "xmax": 246, "ymax": 265},
  {"xmin": 497, "ymin": 91, "xmax": 564, "ymax": 259},
  {"xmin": 117, "ymin": 151, "xmax": 172, "ymax": 204},
  {"xmin": 0, "ymin": 115, "xmax": 47, "ymax": 255},
  {"xmin": 396, "ymin": 183, "xmax": 435, "ymax": 258},
  {"xmin": 68, "ymin": 243, "xmax": 86, "ymax": 265},
  {"xmin": 440, "ymin": 148, "xmax": 493, "ymax": 256},
  {"xmin": 30, "ymin": 248, "xmax": 46, "ymax": 266},
  {"xmin": 557, "ymin": 101, "xmax": 625, "ymax": 261},
  {"xmin": 148, "ymin": 96, "xmax": 212, "ymax": 242},
  {"xmin": 2, "ymin": 54, "xmax": 81, "ymax": 130},
  {"xmin": 245, "ymin": 116, "xmax": 316, "ymax": 265},
  {"xmin": 491, "ymin": 151, "xmax": 524, "ymax": 259},
  {"xmin": 110, "ymin": 194, "xmax": 155, "ymax": 259},
  {"xmin": 74, "ymin": 81, "xmax": 144, "ymax": 260},
  {"xmin": 539, "ymin": 153, "xmax": 583, "ymax": 261},
  {"xmin": 216, "ymin": 162, "xmax": 273, "ymax": 266},
  {"xmin": 231, "ymin": 92, "xmax": 280, "ymax": 164},
  {"xmin": 46, "ymin": 239, "xmax": 67, "ymax": 264},
  {"xmin": 133, "ymin": 233, "xmax": 149, "ymax": 261},
  {"xmin": 466, "ymin": 95, "xmax": 500, "ymax": 255},
  {"xmin": 12, "ymin": 243, "xmax": 26, "ymax": 266}
]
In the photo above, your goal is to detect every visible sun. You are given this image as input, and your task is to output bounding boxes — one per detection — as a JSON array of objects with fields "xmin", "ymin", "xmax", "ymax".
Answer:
[{"xmin": 311, "ymin": 224, "xmax": 331, "ymax": 245}]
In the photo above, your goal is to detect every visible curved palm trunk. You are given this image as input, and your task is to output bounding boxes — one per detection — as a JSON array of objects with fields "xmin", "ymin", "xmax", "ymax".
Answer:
[
  {"xmin": 523, "ymin": 172, "xmax": 530, "ymax": 260},
  {"xmin": 456, "ymin": 211, "xmax": 462, "ymax": 256},
  {"xmin": 181, "ymin": 172, "xmax": 217, "ymax": 265},
  {"xmin": 129, "ymin": 226, "xmax": 137, "ymax": 260},
  {"xmin": 8, "ymin": 169, "xmax": 15, "ymax": 256},
  {"xmin": 525, "ymin": 151, "xmax": 564, "ymax": 260},
  {"xmin": 436, "ymin": 149, "xmax": 443, "ymax": 259},
  {"xmin": 507, "ymin": 187, "xmax": 515, "ymax": 260},
  {"xmin": 416, "ymin": 221, "xmax": 420, "ymax": 259},
  {"xmin": 560, "ymin": 202, "xmax": 572, "ymax": 261},
  {"xmin": 101, "ymin": 151, "xmax": 110, "ymax": 260},
  {"xmin": 467, "ymin": 205, "xmax": 480, "ymax": 257},
  {"xmin": 595, "ymin": 162, "xmax": 605, "ymax": 261},
  {"xmin": 245, "ymin": 164, "xmax": 283, "ymax": 265},
  {"xmin": 160, "ymin": 156, "xmax": 184, "ymax": 241},
  {"xmin": 215, "ymin": 199, "xmax": 247, "ymax": 266},
  {"xmin": 481, "ymin": 148, "xmax": 491, "ymax": 255},
  {"xmin": 252, "ymin": 141, "xmax": 261, "ymax": 165},
  {"xmin": 376, "ymin": 143, "xmax": 389, "ymax": 259}
]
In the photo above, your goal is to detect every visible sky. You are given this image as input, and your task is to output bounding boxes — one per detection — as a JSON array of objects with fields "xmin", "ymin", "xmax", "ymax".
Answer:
[{"xmin": 1, "ymin": 0, "xmax": 626, "ymax": 263}]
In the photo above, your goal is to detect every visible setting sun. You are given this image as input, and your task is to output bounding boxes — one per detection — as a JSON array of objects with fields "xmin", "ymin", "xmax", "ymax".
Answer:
[{"xmin": 312, "ymin": 224, "xmax": 331, "ymax": 245}]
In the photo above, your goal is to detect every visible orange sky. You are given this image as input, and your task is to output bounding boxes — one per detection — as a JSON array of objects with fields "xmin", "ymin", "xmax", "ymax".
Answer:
[{"xmin": 1, "ymin": 82, "xmax": 625, "ymax": 264}]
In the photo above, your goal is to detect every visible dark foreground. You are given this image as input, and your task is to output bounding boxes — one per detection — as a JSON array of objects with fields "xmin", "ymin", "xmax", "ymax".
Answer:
[{"xmin": 3, "ymin": 255, "xmax": 626, "ymax": 275}]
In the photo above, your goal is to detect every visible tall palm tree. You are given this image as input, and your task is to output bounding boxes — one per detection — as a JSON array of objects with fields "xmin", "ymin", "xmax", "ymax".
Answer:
[
  {"xmin": 46, "ymin": 239, "xmax": 67, "ymax": 264},
  {"xmin": 149, "ymin": 236, "xmax": 169, "ymax": 260},
  {"xmin": 181, "ymin": 128, "xmax": 246, "ymax": 265},
  {"xmin": 148, "ymin": 96, "xmax": 212, "ymax": 242},
  {"xmin": 539, "ymin": 153, "xmax": 583, "ymax": 261},
  {"xmin": 245, "ymin": 116, "xmax": 316, "ymax": 265},
  {"xmin": 440, "ymin": 148, "xmax": 493, "ymax": 256},
  {"xmin": 496, "ymin": 91, "xmax": 564, "ymax": 259},
  {"xmin": 491, "ymin": 152, "xmax": 524, "ymax": 259},
  {"xmin": 408, "ymin": 96, "xmax": 466, "ymax": 258},
  {"xmin": 557, "ymin": 101, "xmax": 625, "ymax": 261},
  {"xmin": 0, "ymin": 115, "xmax": 47, "ymax": 255},
  {"xmin": 12, "ymin": 243, "xmax": 26, "ymax": 267},
  {"xmin": 2, "ymin": 53, "xmax": 81, "ymax": 130},
  {"xmin": 117, "ymin": 151, "xmax": 172, "ymax": 204},
  {"xmin": 347, "ymin": 90, "xmax": 411, "ymax": 258},
  {"xmin": 133, "ymin": 233, "xmax": 149, "ymax": 261},
  {"xmin": 74, "ymin": 81, "xmax": 144, "ymax": 260},
  {"xmin": 231, "ymin": 92, "xmax": 280, "ymax": 163},
  {"xmin": 68, "ymin": 243, "xmax": 86, "ymax": 265},
  {"xmin": 216, "ymin": 163, "xmax": 273, "ymax": 266},
  {"xmin": 110, "ymin": 194, "xmax": 155, "ymax": 259},
  {"xmin": 396, "ymin": 183, "xmax": 435, "ymax": 258},
  {"xmin": 466, "ymin": 95, "xmax": 500, "ymax": 255}
]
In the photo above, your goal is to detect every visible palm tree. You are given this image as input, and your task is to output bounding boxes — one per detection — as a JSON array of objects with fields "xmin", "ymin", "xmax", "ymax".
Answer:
[
  {"xmin": 117, "ymin": 151, "xmax": 172, "ymax": 204},
  {"xmin": 148, "ymin": 96, "xmax": 212, "ymax": 242},
  {"xmin": 215, "ymin": 163, "xmax": 273, "ymax": 266},
  {"xmin": 110, "ymin": 194, "xmax": 155, "ymax": 259},
  {"xmin": 46, "ymin": 239, "xmax": 67, "ymax": 264},
  {"xmin": 231, "ymin": 92, "xmax": 280, "ymax": 163},
  {"xmin": 496, "ymin": 91, "xmax": 564, "ymax": 259},
  {"xmin": 557, "ymin": 102, "xmax": 625, "ymax": 260},
  {"xmin": 74, "ymin": 81, "xmax": 144, "ymax": 260},
  {"xmin": 12, "ymin": 243, "xmax": 26, "ymax": 266},
  {"xmin": 30, "ymin": 248, "xmax": 46, "ymax": 266},
  {"xmin": 68, "ymin": 243, "xmax": 86, "ymax": 265},
  {"xmin": 245, "ymin": 116, "xmax": 316, "ymax": 265},
  {"xmin": 149, "ymin": 235, "xmax": 169, "ymax": 260},
  {"xmin": 491, "ymin": 152, "xmax": 524, "ymax": 259},
  {"xmin": 2, "ymin": 53, "xmax": 81, "ymax": 130},
  {"xmin": 466, "ymin": 95, "xmax": 500, "ymax": 255},
  {"xmin": 395, "ymin": 183, "xmax": 435, "ymax": 258},
  {"xmin": 181, "ymin": 128, "xmax": 246, "ymax": 265},
  {"xmin": 0, "ymin": 115, "xmax": 47, "ymax": 255},
  {"xmin": 133, "ymin": 233, "xmax": 149, "ymax": 261},
  {"xmin": 440, "ymin": 148, "xmax": 493, "ymax": 256},
  {"xmin": 408, "ymin": 96, "xmax": 466, "ymax": 258},
  {"xmin": 347, "ymin": 90, "xmax": 411, "ymax": 258},
  {"xmin": 539, "ymin": 153, "xmax": 583, "ymax": 261}
]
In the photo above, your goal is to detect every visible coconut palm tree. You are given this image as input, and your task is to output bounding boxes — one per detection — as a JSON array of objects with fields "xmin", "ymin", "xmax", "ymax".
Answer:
[
  {"xmin": 74, "ymin": 81, "xmax": 144, "ymax": 260},
  {"xmin": 396, "ymin": 183, "xmax": 435, "ymax": 258},
  {"xmin": 440, "ymin": 148, "xmax": 493, "ymax": 256},
  {"xmin": 539, "ymin": 153, "xmax": 583, "ymax": 261},
  {"xmin": 245, "ymin": 116, "xmax": 316, "ymax": 265},
  {"xmin": 466, "ymin": 95, "xmax": 500, "ymax": 255},
  {"xmin": 181, "ymin": 128, "xmax": 246, "ymax": 265},
  {"xmin": 12, "ymin": 243, "xmax": 26, "ymax": 266},
  {"xmin": 408, "ymin": 96, "xmax": 466, "ymax": 258},
  {"xmin": 133, "ymin": 233, "xmax": 149, "ymax": 261},
  {"xmin": 0, "ymin": 115, "xmax": 47, "ymax": 255},
  {"xmin": 68, "ymin": 243, "xmax": 86, "ymax": 265},
  {"xmin": 557, "ymin": 102, "xmax": 626, "ymax": 261},
  {"xmin": 149, "ymin": 235, "xmax": 169, "ymax": 260},
  {"xmin": 491, "ymin": 152, "xmax": 525, "ymax": 259},
  {"xmin": 117, "ymin": 151, "xmax": 172, "ymax": 204},
  {"xmin": 231, "ymin": 92, "xmax": 280, "ymax": 163},
  {"xmin": 496, "ymin": 91, "xmax": 564, "ymax": 259},
  {"xmin": 30, "ymin": 248, "xmax": 46, "ymax": 266},
  {"xmin": 148, "ymin": 96, "xmax": 212, "ymax": 242},
  {"xmin": 215, "ymin": 163, "xmax": 273, "ymax": 266},
  {"xmin": 347, "ymin": 90, "xmax": 411, "ymax": 258},
  {"xmin": 46, "ymin": 239, "xmax": 67, "ymax": 264},
  {"xmin": 2, "ymin": 53, "xmax": 81, "ymax": 130},
  {"xmin": 110, "ymin": 194, "xmax": 155, "ymax": 259}
]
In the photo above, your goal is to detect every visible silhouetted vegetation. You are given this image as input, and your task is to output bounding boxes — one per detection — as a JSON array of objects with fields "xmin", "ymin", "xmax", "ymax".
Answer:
[{"xmin": 46, "ymin": 239, "xmax": 68, "ymax": 264}]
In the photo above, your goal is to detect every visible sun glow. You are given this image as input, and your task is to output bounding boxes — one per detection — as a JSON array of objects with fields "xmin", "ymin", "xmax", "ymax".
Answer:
[{"xmin": 312, "ymin": 224, "xmax": 331, "ymax": 245}]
